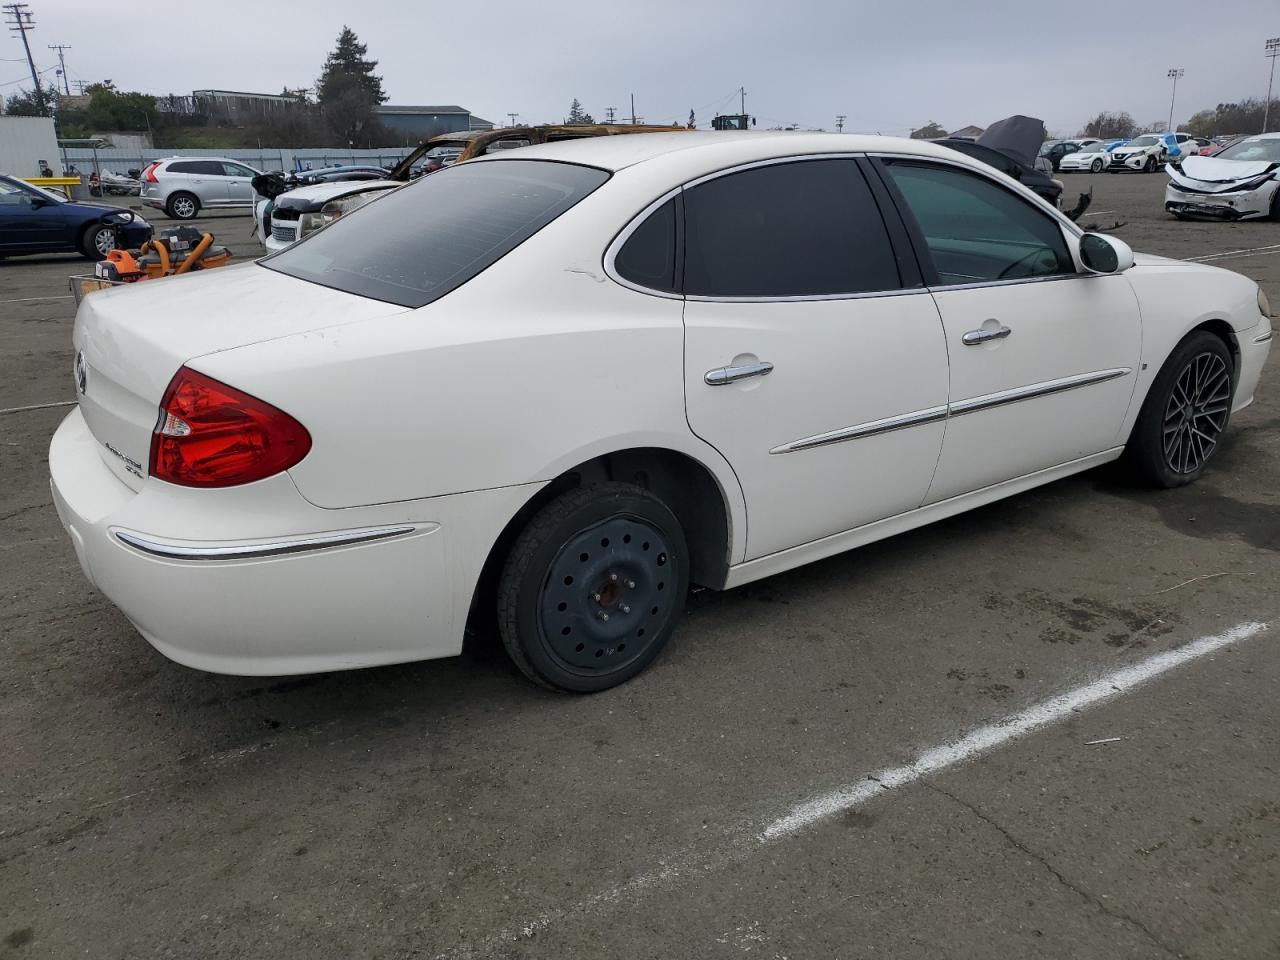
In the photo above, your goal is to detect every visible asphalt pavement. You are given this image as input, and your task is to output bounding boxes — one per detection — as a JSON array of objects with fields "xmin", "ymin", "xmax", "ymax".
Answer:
[{"xmin": 1, "ymin": 173, "xmax": 1277, "ymax": 959}]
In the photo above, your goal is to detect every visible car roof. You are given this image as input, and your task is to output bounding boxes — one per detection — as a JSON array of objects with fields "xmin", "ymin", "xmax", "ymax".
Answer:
[{"xmin": 473, "ymin": 130, "xmax": 973, "ymax": 174}]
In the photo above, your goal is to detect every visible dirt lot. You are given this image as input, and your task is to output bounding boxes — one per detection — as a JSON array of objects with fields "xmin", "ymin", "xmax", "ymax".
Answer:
[{"xmin": 2, "ymin": 172, "xmax": 1278, "ymax": 960}]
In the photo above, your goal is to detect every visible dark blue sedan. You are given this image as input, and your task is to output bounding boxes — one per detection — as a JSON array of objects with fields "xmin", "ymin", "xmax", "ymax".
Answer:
[{"xmin": 0, "ymin": 174, "xmax": 152, "ymax": 260}]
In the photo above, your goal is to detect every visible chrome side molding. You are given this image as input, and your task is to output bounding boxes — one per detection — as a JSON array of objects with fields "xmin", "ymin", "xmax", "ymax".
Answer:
[
  {"xmin": 948, "ymin": 367, "xmax": 1131, "ymax": 417},
  {"xmin": 771, "ymin": 406, "xmax": 947, "ymax": 454},
  {"xmin": 113, "ymin": 524, "xmax": 419, "ymax": 561},
  {"xmin": 772, "ymin": 368, "xmax": 1132, "ymax": 454}
]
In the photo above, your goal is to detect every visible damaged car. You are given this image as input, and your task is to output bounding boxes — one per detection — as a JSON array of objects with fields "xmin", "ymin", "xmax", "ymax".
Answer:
[
  {"xmin": 1108, "ymin": 133, "xmax": 1198, "ymax": 173},
  {"xmin": 1165, "ymin": 132, "xmax": 1280, "ymax": 221}
]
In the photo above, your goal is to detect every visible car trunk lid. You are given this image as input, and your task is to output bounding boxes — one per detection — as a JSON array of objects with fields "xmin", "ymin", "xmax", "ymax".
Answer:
[{"xmin": 72, "ymin": 263, "xmax": 404, "ymax": 491}]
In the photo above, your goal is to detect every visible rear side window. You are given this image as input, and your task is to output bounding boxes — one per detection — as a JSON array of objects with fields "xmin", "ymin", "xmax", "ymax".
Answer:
[
  {"xmin": 264, "ymin": 159, "xmax": 610, "ymax": 307},
  {"xmin": 166, "ymin": 161, "xmax": 198, "ymax": 174},
  {"xmin": 614, "ymin": 198, "xmax": 677, "ymax": 293},
  {"xmin": 883, "ymin": 161, "xmax": 1072, "ymax": 285},
  {"xmin": 168, "ymin": 160, "xmax": 224, "ymax": 176},
  {"xmin": 683, "ymin": 159, "xmax": 900, "ymax": 298}
]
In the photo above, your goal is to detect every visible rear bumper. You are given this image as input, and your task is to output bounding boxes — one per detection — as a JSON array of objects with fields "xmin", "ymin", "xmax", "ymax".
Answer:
[{"xmin": 48, "ymin": 406, "xmax": 534, "ymax": 676}]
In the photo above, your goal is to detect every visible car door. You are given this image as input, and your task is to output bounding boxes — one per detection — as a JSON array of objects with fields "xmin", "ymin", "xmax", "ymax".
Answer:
[
  {"xmin": 678, "ymin": 157, "xmax": 951, "ymax": 560},
  {"xmin": 875, "ymin": 157, "xmax": 1142, "ymax": 503},
  {"xmin": 221, "ymin": 161, "xmax": 258, "ymax": 206},
  {"xmin": 0, "ymin": 179, "xmax": 64, "ymax": 252}
]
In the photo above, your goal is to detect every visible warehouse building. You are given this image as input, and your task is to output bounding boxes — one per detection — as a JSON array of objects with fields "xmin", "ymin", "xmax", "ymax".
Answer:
[{"xmin": 375, "ymin": 105, "xmax": 495, "ymax": 139}]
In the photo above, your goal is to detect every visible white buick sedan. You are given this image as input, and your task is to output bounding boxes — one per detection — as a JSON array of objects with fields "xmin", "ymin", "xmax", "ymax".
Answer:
[{"xmin": 50, "ymin": 132, "xmax": 1273, "ymax": 691}]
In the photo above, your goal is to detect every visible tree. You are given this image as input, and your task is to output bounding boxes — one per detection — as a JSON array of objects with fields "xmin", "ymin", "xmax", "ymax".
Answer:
[
  {"xmin": 1180, "ymin": 97, "xmax": 1279, "ymax": 137},
  {"xmin": 566, "ymin": 98, "xmax": 594, "ymax": 125},
  {"xmin": 1081, "ymin": 110, "xmax": 1137, "ymax": 140},
  {"xmin": 687, "ymin": 109, "xmax": 695, "ymax": 129},
  {"xmin": 318, "ymin": 27, "xmax": 387, "ymax": 105},
  {"xmin": 316, "ymin": 27, "xmax": 388, "ymax": 147},
  {"xmin": 4, "ymin": 88, "xmax": 47, "ymax": 117},
  {"xmin": 909, "ymin": 121, "xmax": 947, "ymax": 139}
]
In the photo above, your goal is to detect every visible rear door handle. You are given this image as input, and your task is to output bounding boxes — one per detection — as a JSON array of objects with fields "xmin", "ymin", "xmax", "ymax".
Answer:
[
  {"xmin": 705, "ymin": 361, "xmax": 774, "ymax": 385},
  {"xmin": 962, "ymin": 324, "xmax": 1012, "ymax": 346}
]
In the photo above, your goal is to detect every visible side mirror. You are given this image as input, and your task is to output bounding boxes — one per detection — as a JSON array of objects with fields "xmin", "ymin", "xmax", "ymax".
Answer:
[{"xmin": 1077, "ymin": 232, "xmax": 1134, "ymax": 274}]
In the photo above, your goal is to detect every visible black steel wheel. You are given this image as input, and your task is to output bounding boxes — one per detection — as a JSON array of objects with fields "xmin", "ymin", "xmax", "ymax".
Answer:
[
  {"xmin": 1127, "ymin": 331, "xmax": 1234, "ymax": 487},
  {"xmin": 1144, "ymin": 155, "xmax": 1158, "ymax": 173},
  {"xmin": 497, "ymin": 482, "xmax": 689, "ymax": 692}
]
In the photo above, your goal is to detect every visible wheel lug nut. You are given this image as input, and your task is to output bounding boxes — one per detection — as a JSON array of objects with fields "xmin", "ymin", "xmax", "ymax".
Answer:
[
  {"xmin": 610, "ymin": 573, "xmax": 618, "ymax": 582},
  {"xmin": 620, "ymin": 605, "xmax": 630, "ymax": 614},
  {"xmin": 592, "ymin": 593, "xmax": 601, "ymax": 602},
  {"xmin": 626, "ymin": 580, "xmax": 636, "ymax": 589},
  {"xmin": 598, "ymin": 612, "xmax": 609, "ymax": 622}
]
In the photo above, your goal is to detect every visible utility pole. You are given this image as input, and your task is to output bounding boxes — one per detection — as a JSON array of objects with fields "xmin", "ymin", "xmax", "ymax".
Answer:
[
  {"xmin": 3, "ymin": 3, "xmax": 45, "ymax": 115},
  {"xmin": 506, "ymin": 112, "xmax": 519, "ymax": 127},
  {"xmin": 605, "ymin": 106, "xmax": 616, "ymax": 123},
  {"xmin": 630, "ymin": 93, "xmax": 636, "ymax": 125},
  {"xmin": 48, "ymin": 41, "xmax": 69, "ymax": 95},
  {"xmin": 1166, "ymin": 67, "xmax": 1184, "ymax": 132},
  {"xmin": 739, "ymin": 86, "xmax": 746, "ymax": 117},
  {"xmin": 72, "ymin": 78, "xmax": 88, "ymax": 95},
  {"xmin": 835, "ymin": 114, "xmax": 846, "ymax": 133},
  {"xmin": 1265, "ymin": 38, "xmax": 1280, "ymax": 133}
]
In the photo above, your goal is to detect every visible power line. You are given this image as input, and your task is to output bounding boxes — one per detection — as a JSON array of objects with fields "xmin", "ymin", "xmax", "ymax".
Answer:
[
  {"xmin": 3, "ymin": 3, "xmax": 45, "ymax": 114},
  {"xmin": 835, "ymin": 114, "xmax": 846, "ymax": 133}
]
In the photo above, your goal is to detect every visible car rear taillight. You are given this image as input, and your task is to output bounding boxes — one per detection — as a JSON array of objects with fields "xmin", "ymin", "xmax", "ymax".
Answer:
[
  {"xmin": 143, "ymin": 162, "xmax": 160, "ymax": 183},
  {"xmin": 149, "ymin": 366, "xmax": 311, "ymax": 487}
]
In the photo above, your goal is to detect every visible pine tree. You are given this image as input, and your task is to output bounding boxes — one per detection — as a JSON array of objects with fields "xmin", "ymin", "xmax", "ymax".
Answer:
[
  {"xmin": 687, "ymin": 109, "xmax": 695, "ymax": 129},
  {"xmin": 566, "ymin": 98, "xmax": 594, "ymax": 125},
  {"xmin": 317, "ymin": 27, "xmax": 388, "ymax": 105}
]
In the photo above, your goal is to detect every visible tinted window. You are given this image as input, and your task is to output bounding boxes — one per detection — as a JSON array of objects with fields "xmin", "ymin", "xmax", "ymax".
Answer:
[
  {"xmin": 265, "ymin": 159, "xmax": 609, "ymax": 307},
  {"xmin": 683, "ymin": 159, "xmax": 900, "ymax": 297},
  {"xmin": 614, "ymin": 198, "xmax": 676, "ymax": 292},
  {"xmin": 222, "ymin": 162, "xmax": 256, "ymax": 177},
  {"xmin": 168, "ymin": 160, "xmax": 224, "ymax": 176},
  {"xmin": 166, "ymin": 161, "xmax": 198, "ymax": 174},
  {"xmin": 884, "ymin": 161, "xmax": 1072, "ymax": 285}
]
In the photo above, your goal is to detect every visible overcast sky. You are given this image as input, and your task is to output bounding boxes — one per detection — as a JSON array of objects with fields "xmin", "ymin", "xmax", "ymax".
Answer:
[{"xmin": 13, "ymin": 0, "xmax": 1280, "ymax": 135}]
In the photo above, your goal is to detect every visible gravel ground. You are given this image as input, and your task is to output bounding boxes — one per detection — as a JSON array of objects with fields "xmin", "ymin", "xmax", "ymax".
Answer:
[{"xmin": 1, "ymin": 170, "xmax": 1278, "ymax": 960}]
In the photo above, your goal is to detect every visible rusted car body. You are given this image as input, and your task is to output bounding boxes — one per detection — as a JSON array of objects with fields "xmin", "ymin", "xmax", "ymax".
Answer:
[{"xmin": 389, "ymin": 124, "xmax": 689, "ymax": 179}]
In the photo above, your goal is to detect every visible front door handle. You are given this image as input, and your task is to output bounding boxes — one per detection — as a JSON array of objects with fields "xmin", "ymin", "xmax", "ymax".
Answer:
[
  {"xmin": 705, "ymin": 361, "xmax": 774, "ymax": 385},
  {"xmin": 962, "ymin": 324, "xmax": 1012, "ymax": 346}
]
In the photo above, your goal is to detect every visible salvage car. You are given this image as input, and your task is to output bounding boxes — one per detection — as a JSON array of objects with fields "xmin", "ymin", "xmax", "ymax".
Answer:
[
  {"xmin": 1165, "ymin": 132, "xmax": 1280, "ymax": 220},
  {"xmin": 1108, "ymin": 132, "xmax": 1198, "ymax": 172},
  {"xmin": 1039, "ymin": 138, "xmax": 1102, "ymax": 172},
  {"xmin": 935, "ymin": 138, "xmax": 1062, "ymax": 206},
  {"xmin": 50, "ymin": 132, "xmax": 1273, "ymax": 692},
  {"xmin": 256, "ymin": 124, "xmax": 687, "ymax": 250},
  {"xmin": 140, "ymin": 156, "xmax": 262, "ymax": 220},
  {"xmin": 0, "ymin": 173, "xmax": 151, "ymax": 259},
  {"xmin": 1059, "ymin": 141, "xmax": 1121, "ymax": 173}
]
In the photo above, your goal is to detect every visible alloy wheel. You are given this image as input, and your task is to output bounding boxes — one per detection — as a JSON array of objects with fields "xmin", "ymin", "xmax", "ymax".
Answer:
[
  {"xmin": 171, "ymin": 196, "xmax": 196, "ymax": 218},
  {"xmin": 1163, "ymin": 351, "xmax": 1230, "ymax": 475},
  {"xmin": 92, "ymin": 227, "xmax": 116, "ymax": 256},
  {"xmin": 539, "ymin": 515, "xmax": 677, "ymax": 673}
]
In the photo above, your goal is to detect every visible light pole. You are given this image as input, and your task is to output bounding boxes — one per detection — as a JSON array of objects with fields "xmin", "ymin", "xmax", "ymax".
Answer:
[
  {"xmin": 1265, "ymin": 38, "xmax": 1280, "ymax": 133},
  {"xmin": 1166, "ymin": 68, "xmax": 1184, "ymax": 132}
]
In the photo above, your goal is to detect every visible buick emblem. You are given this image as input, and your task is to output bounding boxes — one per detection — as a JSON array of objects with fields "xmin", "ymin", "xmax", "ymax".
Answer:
[{"xmin": 74, "ymin": 351, "xmax": 88, "ymax": 395}]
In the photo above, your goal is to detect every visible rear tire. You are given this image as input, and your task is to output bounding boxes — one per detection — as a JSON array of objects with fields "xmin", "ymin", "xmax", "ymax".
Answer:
[
  {"xmin": 79, "ymin": 222, "xmax": 117, "ymax": 260},
  {"xmin": 1126, "ymin": 331, "xmax": 1234, "ymax": 488},
  {"xmin": 497, "ymin": 482, "xmax": 689, "ymax": 692},
  {"xmin": 1269, "ymin": 187, "xmax": 1280, "ymax": 223},
  {"xmin": 1091, "ymin": 158, "xmax": 1103, "ymax": 173},
  {"xmin": 166, "ymin": 192, "xmax": 199, "ymax": 220}
]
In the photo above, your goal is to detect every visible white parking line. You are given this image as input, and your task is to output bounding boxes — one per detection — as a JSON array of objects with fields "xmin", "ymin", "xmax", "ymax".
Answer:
[
  {"xmin": 1187, "ymin": 242, "xmax": 1280, "ymax": 263},
  {"xmin": 0, "ymin": 400, "xmax": 75, "ymax": 416},
  {"xmin": 440, "ymin": 620, "xmax": 1267, "ymax": 957},
  {"xmin": 0, "ymin": 295, "xmax": 74, "ymax": 304}
]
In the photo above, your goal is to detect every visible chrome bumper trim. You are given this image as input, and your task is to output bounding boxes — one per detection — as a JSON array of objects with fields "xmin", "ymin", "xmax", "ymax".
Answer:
[
  {"xmin": 1255, "ymin": 329, "xmax": 1274, "ymax": 343},
  {"xmin": 948, "ymin": 368, "xmax": 1132, "ymax": 417},
  {"xmin": 113, "ymin": 525, "xmax": 417, "ymax": 561}
]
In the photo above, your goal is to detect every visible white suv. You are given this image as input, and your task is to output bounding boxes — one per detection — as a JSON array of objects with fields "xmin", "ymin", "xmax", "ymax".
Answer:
[{"xmin": 140, "ymin": 157, "xmax": 262, "ymax": 220}]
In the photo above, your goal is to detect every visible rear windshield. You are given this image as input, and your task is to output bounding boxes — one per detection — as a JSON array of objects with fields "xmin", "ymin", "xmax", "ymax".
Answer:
[{"xmin": 263, "ymin": 159, "xmax": 610, "ymax": 307}]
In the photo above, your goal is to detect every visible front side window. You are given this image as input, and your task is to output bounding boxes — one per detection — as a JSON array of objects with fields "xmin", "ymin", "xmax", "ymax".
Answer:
[
  {"xmin": 265, "ymin": 159, "xmax": 609, "ymax": 307},
  {"xmin": 683, "ymin": 159, "xmax": 901, "ymax": 298},
  {"xmin": 0, "ymin": 179, "xmax": 29, "ymax": 205},
  {"xmin": 222, "ymin": 162, "xmax": 256, "ymax": 178},
  {"xmin": 883, "ymin": 161, "xmax": 1073, "ymax": 286}
]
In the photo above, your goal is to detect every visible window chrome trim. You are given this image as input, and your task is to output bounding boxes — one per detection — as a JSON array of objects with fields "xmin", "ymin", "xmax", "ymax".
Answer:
[
  {"xmin": 771, "ymin": 405, "xmax": 948, "ymax": 454},
  {"xmin": 112, "ymin": 524, "xmax": 419, "ymax": 561},
  {"xmin": 948, "ymin": 368, "xmax": 1132, "ymax": 416},
  {"xmin": 771, "ymin": 368, "xmax": 1132, "ymax": 454},
  {"xmin": 685, "ymin": 285, "xmax": 929, "ymax": 305},
  {"xmin": 601, "ymin": 185, "xmax": 685, "ymax": 301}
]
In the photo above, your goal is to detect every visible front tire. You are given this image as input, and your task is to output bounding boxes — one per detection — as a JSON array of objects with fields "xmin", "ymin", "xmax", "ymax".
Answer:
[
  {"xmin": 497, "ymin": 482, "xmax": 689, "ymax": 692},
  {"xmin": 1091, "ymin": 158, "xmax": 1103, "ymax": 173},
  {"xmin": 1127, "ymin": 331, "xmax": 1234, "ymax": 487},
  {"xmin": 166, "ymin": 192, "xmax": 199, "ymax": 220},
  {"xmin": 1144, "ymin": 156, "xmax": 1158, "ymax": 173},
  {"xmin": 79, "ymin": 222, "xmax": 117, "ymax": 260}
]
